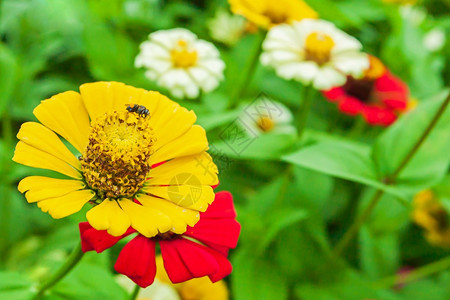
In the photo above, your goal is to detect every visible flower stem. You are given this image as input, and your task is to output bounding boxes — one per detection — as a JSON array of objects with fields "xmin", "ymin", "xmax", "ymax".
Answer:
[
  {"xmin": 32, "ymin": 242, "xmax": 85, "ymax": 299},
  {"xmin": 333, "ymin": 189, "xmax": 384, "ymax": 257},
  {"xmin": 387, "ymin": 92, "xmax": 450, "ymax": 183},
  {"xmin": 332, "ymin": 92, "xmax": 450, "ymax": 257},
  {"xmin": 230, "ymin": 30, "xmax": 266, "ymax": 107},
  {"xmin": 373, "ymin": 256, "xmax": 450, "ymax": 288},
  {"xmin": 297, "ymin": 86, "xmax": 314, "ymax": 140},
  {"xmin": 129, "ymin": 284, "xmax": 141, "ymax": 300},
  {"xmin": 0, "ymin": 113, "xmax": 13, "ymax": 263}
]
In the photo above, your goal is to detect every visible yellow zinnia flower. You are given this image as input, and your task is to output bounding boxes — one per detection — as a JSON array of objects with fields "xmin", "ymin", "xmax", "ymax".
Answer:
[
  {"xmin": 412, "ymin": 190, "xmax": 450, "ymax": 248},
  {"xmin": 13, "ymin": 82, "xmax": 218, "ymax": 238},
  {"xmin": 228, "ymin": 0, "xmax": 318, "ymax": 29}
]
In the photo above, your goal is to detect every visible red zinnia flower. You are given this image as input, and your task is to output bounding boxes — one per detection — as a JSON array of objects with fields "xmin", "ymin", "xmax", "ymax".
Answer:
[
  {"xmin": 79, "ymin": 191, "xmax": 240, "ymax": 288},
  {"xmin": 322, "ymin": 55, "xmax": 409, "ymax": 126}
]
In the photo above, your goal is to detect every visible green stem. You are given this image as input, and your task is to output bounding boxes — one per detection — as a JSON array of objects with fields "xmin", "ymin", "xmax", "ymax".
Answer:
[
  {"xmin": 296, "ymin": 86, "xmax": 314, "ymax": 140},
  {"xmin": 348, "ymin": 115, "xmax": 366, "ymax": 138},
  {"xmin": 0, "ymin": 113, "xmax": 13, "ymax": 262},
  {"xmin": 374, "ymin": 256, "xmax": 450, "ymax": 288},
  {"xmin": 230, "ymin": 31, "xmax": 266, "ymax": 107},
  {"xmin": 33, "ymin": 242, "xmax": 85, "ymax": 299},
  {"xmin": 129, "ymin": 284, "xmax": 141, "ymax": 300},
  {"xmin": 333, "ymin": 91, "xmax": 450, "ymax": 256},
  {"xmin": 333, "ymin": 190, "xmax": 384, "ymax": 257},
  {"xmin": 387, "ymin": 92, "xmax": 450, "ymax": 183}
]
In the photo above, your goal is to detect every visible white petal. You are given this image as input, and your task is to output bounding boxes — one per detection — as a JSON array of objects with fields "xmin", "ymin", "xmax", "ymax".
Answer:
[
  {"xmin": 332, "ymin": 52, "xmax": 370, "ymax": 78},
  {"xmin": 312, "ymin": 67, "xmax": 346, "ymax": 90},
  {"xmin": 194, "ymin": 40, "xmax": 220, "ymax": 58}
]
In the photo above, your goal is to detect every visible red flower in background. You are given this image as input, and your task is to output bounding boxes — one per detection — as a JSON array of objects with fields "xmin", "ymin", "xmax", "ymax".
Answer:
[
  {"xmin": 322, "ymin": 55, "xmax": 410, "ymax": 126},
  {"xmin": 79, "ymin": 191, "xmax": 240, "ymax": 288}
]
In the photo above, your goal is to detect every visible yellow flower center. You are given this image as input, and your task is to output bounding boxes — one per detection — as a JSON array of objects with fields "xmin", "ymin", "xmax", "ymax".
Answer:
[
  {"xmin": 171, "ymin": 40, "xmax": 198, "ymax": 68},
  {"xmin": 262, "ymin": 3, "xmax": 289, "ymax": 25},
  {"xmin": 80, "ymin": 109, "xmax": 155, "ymax": 199},
  {"xmin": 256, "ymin": 116, "xmax": 275, "ymax": 132},
  {"xmin": 304, "ymin": 32, "xmax": 335, "ymax": 65}
]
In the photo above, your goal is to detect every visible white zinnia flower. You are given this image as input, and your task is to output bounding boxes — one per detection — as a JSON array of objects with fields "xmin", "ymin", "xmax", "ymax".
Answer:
[
  {"xmin": 208, "ymin": 9, "xmax": 246, "ymax": 46},
  {"xmin": 135, "ymin": 28, "xmax": 225, "ymax": 99},
  {"xmin": 239, "ymin": 96, "xmax": 295, "ymax": 136},
  {"xmin": 261, "ymin": 19, "xmax": 370, "ymax": 90}
]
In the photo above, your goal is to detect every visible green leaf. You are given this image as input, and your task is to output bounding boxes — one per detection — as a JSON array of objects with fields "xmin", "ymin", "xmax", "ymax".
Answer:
[
  {"xmin": 50, "ymin": 262, "xmax": 127, "ymax": 300},
  {"xmin": 213, "ymin": 132, "xmax": 296, "ymax": 160},
  {"xmin": 232, "ymin": 249, "xmax": 288, "ymax": 300},
  {"xmin": 360, "ymin": 226, "xmax": 399, "ymax": 279},
  {"xmin": 283, "ymin": 139, "xmax": 406, "ymax": 199},
  {"xmin": 83, "ymin": 13, "xmax": 136, "ymax": 80},
  {"xmin": 373, "ymin": 90, "xmax": 450, "ymax": 190},
  {"xmin": 0, "ymin": 271, "xmax": 34, "ymax": 300},
  {"xmin": 257, "ymin": 208, "xmax": 308, "ymax": 253},
  {"xmin": 295, "ymin": 269, "xmax": 400, "ymax": 300}
]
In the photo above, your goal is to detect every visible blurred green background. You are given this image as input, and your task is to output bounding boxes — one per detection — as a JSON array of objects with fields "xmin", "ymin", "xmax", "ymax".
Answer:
[{"xmin": 0, "ymin": 0, "xmax": 450, "ymax": 299}]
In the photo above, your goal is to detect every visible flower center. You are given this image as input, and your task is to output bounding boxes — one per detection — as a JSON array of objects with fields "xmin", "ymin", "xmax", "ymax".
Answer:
[
  {"xmin": 170, "ymin": 40, "xmax": 198, "ymax": 68},
  {"xmin": 80, "ymin": 109, "xmax": 155, "ymax": 199},
  {"xmin": 263, "ymin": 4, "xmax": 289, "ymax": 24},
  {"xmin": 256, "ymin": 116, "xmax": 275, "ymax": 132},
  {"xmin": 304, "ymin": 32, "xmax": 335, "ymax": 65},
  {"xmin": 342, "ymin": 77, "xmax": 376, "ymax": 104}
]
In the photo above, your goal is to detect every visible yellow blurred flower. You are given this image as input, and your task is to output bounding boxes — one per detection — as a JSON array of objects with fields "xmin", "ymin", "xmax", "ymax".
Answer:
[
  {"xmin": 228, "ymin": 0, "xmax": 318, "ymax": 29},
  {"xmin": 118, "ymin": 255, "xmax": 228, "ymax": 300},
  {"xmin": 14, "ymin": 82, "xmax": 218, "ymax": 238},
  {"xmin": 412, "ymin": 190, "xmax": 450, "ymax": 248}
]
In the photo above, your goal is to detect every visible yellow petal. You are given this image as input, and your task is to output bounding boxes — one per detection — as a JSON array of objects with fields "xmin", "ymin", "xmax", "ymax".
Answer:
[
  {"xmin": 80, "ymin": 82, "xmax": 157, "ymax": 121},
  {"xmin": 17, "ymin": 122, "xmax": 81, "ymax": 169},
  {"xmin": 86, "ymin": 199, "xmax": 131, "ymax": 236},
  {"xmin": 143, "ymin": 185, "xmax": 214, "ymax": 212},
  {"xmin": 149, "ymin": 125, "xmax": 208, "ymax": 164},
  {"xmin": 33, "ymin": 91, "xmax": 90, "ymax": 153},
  {"xmin": 147, "ymin": 152, "xmax": 218, "ymax": 186},
  {"xmin": 120, "ymin": 198, "xmax": 172, "ymax": 237},
  {"xmin": 13, "ymin": 141, "xmax": 82, "ymax": 179},
  {"xmin": 19, "ymin": 176, "xmax": 86, "ymax": 203},
  {"xmin": 37, "ymin": 189, "xmax": 95, "ymax": 219},
  {"xmin": 136, "ymin": 194, "xmax": 200, "ymax": 234},
  {"xmin": 149, "ymin": 96, "xmax": 197, "ymax": 149}
]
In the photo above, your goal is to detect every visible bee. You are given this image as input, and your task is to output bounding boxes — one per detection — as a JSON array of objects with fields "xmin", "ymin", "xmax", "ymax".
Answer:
[{"xmin": 126, "ymin": 104, "xmax": 150, "ymax": 117}]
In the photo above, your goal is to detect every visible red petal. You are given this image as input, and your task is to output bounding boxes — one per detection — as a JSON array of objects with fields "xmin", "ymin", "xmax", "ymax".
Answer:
[
  {"xmin": 184, "ymin": 218, "xmax": 241, "ymax": 251},
  {"xmin": 160, "ymin": 239, "xmax": 219, "ymax": 283},
  {"xmin": 374, "ymin": 72, "xmax": 408, "ymax": 110},
  {"xmin": 338, "ymin": 96, "xmax": 364, "ymax": 115},
  {"xmin": 159, "ymin": 239, "xmax": 192, "ymax": 283},
  {"xmin": 322, "ymin": 87, "xmax": 346, "ymax": 102},
  {"xmin": 203, "ymin": 247, "xmax": 233, "ymax": 282},
  {"xmin": 183, "ymin": 191, "xmax": 241, "ymax": 252},
  {"xmin": 201, "ymin": 191, "xmax": 237, "ymax": 219},
  {"xmin": 78, "ymin": 222, "xmax": 134, "ymax": 253},
  {"xmin": 114, "ymin": 235, "xmax": 156, "ymax": 288},
  {"xmin": 362, "ymin": 106, "xmax": 397, "ymax": 126}
]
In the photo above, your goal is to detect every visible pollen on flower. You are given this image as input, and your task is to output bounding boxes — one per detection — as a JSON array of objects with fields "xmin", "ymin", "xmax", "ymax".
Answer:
[
  {"xmin": 170, "ymin": 40, "xmax": 198, "ymax": 68},
  {"xmin": 256, "ymin": 116, "xmax": 275, "ymax": 132},
  {"xmin": 80, "ymin": 110, "xmax": 155, "ymax": 199},
  {"xmin": 304, "ymin": 32, "xmax": 335, "ymax": 65}
]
